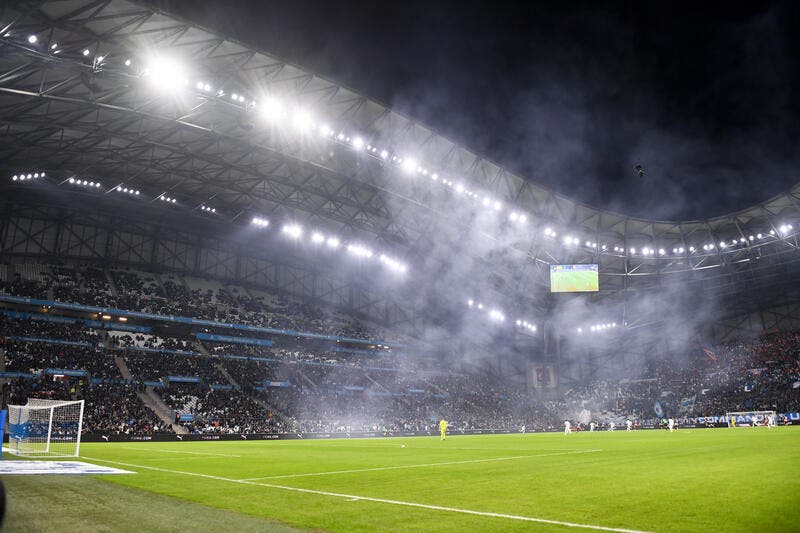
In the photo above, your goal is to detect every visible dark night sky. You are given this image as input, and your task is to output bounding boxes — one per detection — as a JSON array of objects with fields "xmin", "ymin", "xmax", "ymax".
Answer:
[{"xmin": 148, "ymin": 0, "xmax": 799, "ymax": 221}]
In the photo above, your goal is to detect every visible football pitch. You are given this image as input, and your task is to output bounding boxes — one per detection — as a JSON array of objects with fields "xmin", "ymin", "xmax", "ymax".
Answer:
[
  {"xmin": 550, "ymin": 270, "xmax": 598, "ymax": 292},
  {"xmin": 4, "ymin": 428, "xmax": 800, "ymax": 532}
]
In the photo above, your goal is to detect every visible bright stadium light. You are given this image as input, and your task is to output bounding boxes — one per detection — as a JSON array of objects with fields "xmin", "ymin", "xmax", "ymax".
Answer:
[
  {"xmin": 82, "ymin": 49, "xmax": 90, "ymax": 56},
  {"xmin": 488, "ymin": 309, "xmax": 505, "ymax": 322},
  {"xmin": 125, "ymin": 59, "xmax": 132, "ymax": 66},
  {"xmin": 282, "ymin": 224, "xmax": 303, "ymax": 239},
  {"xmin": 251, "ymin": 217, "xmax": 269, "ymax": 227},
  {"xmin": 658, "ymin": 248, "xmax": 665, "ymax": 255},
  {"xmin": 352, "ymin": 137, "xmax": 365, "ymax": 150},
  {"xmin": 261, "ymin": 97, "xmax": 284, "ymax": 121},
  {"xmin": 467, "ymin": 299, "xmax": 474, "ymax": 307},
  {"xmin": 401, "ymin": 158, "xmax": 417, "ymax": 175},
  {"xmin": 326, "ymin": 237, "xmax": 340, "ymax": 249},
  {"xmin": 311, "ymin": 232, "xmax": 325, "ymax": 244},
  {"xmin": 292, "ymin": 109, "xmax": 313, "ymax": 131},
  {"xmin": 143, "ymin": 56, "xmax": 189, "ymax": 92},
  {"xmin": 27, "ymin": 35, "xmax": 37, "ymax": 44},
  {"xmin": 347, "ymin": 243, "xmax": 373, "ymax": 258},
  {"xmin": 380, "ymin": 149, "xmax": 389, "ymax": 160}
]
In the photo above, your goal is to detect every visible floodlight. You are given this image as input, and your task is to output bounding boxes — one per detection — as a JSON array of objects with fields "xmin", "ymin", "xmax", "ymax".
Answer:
[
  {"xmin": 12, "ymin": 176, "xmax": 18, "ymax": 181},
  {"xmin": 27, "ymin": 35, "xmax": 37, "ymax": 44},
  {"xmin": 261, "ymin": 97, "xmax": 283, "ymax": 120},
  {"xmin": 739, "ymin": 238, "xmax": 746, "ymax": 243},
  {"xmin": 96, "ymin": 55, "xmax": 104, "ymax": 63},
  {"xmin": 577, "ymin": 328, "xmax": 582, "ymax": 333},
  {"xmin": 251, "ymin": 217, "xmax": 269, "ymax": 228},
  {"xmin": 493, "ymin": 200, "xmax": 502, "ymax": 211},
  {"xmin": 477, "ymin": 303, "xmax": 483, "ymax": 310},
  {"xmin": 26, "ymin": 174, "xmax": 32, "ymax": 179},
  {"xmin": 509, "ymin": 212, "xmax": 519, "ymax": 221},
  {"xmin": 630, "ymin": 247, "xmax": 636, "ymax": 254},
  {"xmin": 488, "ymin": 309, "xmax": 505, "ymax": 322},
  {"xmin": 401, "ymin": 158, "xmax": 417, "ymax": 175},
  {"xmin": 770, "ymin": 230, "xmax": 775, "ymax": 235},
  {"xmin": 311, "ymin": 232, "xmax": 325, "ymax": 244},
  {"xmin": 319, "ymin": 124, "xmax": 331, "ymax": 137},
  {"xmin": 719, "ymin": 242, "xmax": 726, "ymax": 248},
  {"xmin": 282, "ymin": 224, "xmax": 303, "ymax": 239},
  {"xmin": 326, "ymin": 237, "xmax": 340, "ymax": 248},
  {"xmin": 83, "ymin": 49, "xmax": 90, "ymax": 56},
  {"xmin": 352, "ymin": 137, "xmax": 364, "ymax": 150},
  {"xmin": 143, "ymin": 56, "xmax": 188, "ymax": 92},
  {"xmin": 467, "ymin": 299, "xmax": 474, "ymax": 307},
  {"xmin": 291, "ymin": 109, "xmax": 313, "ymax": 131},
  {"xmin": 689, "ymin": 246, "xmax": 695, "ymax": 252},
  {"xmin": 658, "ymin": 248, "xmax": 665, "ymax": 255},
  {"xmin": 50, "ymin": 43, "xmax": 58, "ymax": 50},
  {"xmin": 518, "ymin": 214, "xmax": 527, "ymax": 223},
  {"xmin": 125, "ymin": 59, "xmax": 131, "ymax": 66},
  {"xmin": 380, "ymin": 150, "xmax": 389, "ymax": 159},
  {"xmin": 516, "ymin": 320, "xmax": 521, "ymax": 326}
]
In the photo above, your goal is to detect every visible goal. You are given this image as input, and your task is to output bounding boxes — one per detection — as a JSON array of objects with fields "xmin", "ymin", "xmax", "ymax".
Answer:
[
  {"xmin": 725, "ymin": 410, "xmax": 776, "ymax": 428},
  {"xmin": 6, "ymin": 399, "xmax": 84, "ymax": 457}
]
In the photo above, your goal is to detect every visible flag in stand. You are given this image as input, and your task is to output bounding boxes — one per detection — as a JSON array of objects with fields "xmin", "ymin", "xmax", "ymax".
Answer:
[{"xmin": 702, "ymin": 348, "xmax": 718, "ymax": 362}]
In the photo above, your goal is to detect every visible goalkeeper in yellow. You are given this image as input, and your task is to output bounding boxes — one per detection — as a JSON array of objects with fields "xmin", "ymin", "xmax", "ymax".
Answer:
[{"xmin": 439, "ymin": 418, "xmax": 448, "ymax": 441}]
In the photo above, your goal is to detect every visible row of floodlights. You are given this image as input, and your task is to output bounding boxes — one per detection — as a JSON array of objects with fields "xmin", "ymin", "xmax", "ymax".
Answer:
[
  {"xmin": 467, "ymin": 299, "xmax": 536, "ymax": 331},
  {"xmin": 11, "ymin": 172, "xmax": 44, "ymax": 181},
  {"xmin": 68, "ymin": 177, "xmax": 101, "ymax": 188},
  {"xmin": 577, "ymin": 323, "xmax": 618, "ymax": 333},
  {"xmin": 9, "ymin": 47, "xmax": 797, "ymax": 261},
  {"xmin": 253, "ymin": 219, "xmax": 407, "ymax": 273}
]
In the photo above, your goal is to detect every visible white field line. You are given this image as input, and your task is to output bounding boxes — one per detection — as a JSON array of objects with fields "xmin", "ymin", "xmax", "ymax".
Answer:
[
  {"xmin": 80, "ymin": 454, "xmax": 648, "ymax": 533},
  {"xmin": 113, "ymin": 446, "xmax": 241, "ymax": 458},
  {"xmin": 241, "ymin": 449, "xmax": 603, "ymax": 481}
]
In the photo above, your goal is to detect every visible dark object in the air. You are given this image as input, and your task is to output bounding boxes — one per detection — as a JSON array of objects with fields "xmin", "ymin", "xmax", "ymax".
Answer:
[{"xmin": 635, "ymin": 164, "xmax": 645, "ymax": 177}]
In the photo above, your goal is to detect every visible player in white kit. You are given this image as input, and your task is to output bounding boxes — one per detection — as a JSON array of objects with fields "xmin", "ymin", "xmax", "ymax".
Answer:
[
  {"xmin": 668, "ymin": 418, "xmax": 675, "ymax": 432},
  {"xmin": 609, "ymin": 421, "xmax": 616, "ymax": 431},
  {"xmin": 564, "ymin": 420, "xmax": 571, "ymax": 435},
  {"xmin": 626, "ymin": 420, "xmax": 633, "ymax": 431}
]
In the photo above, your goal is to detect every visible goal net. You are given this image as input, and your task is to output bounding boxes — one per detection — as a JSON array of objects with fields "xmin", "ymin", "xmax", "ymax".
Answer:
[
  {"xmin": 6, "ymin": 399, "xmax": 84, "ymax": 457},
  {"xmin": 725, "ymin": 410, "xmax": 776, "ymax": 428}
]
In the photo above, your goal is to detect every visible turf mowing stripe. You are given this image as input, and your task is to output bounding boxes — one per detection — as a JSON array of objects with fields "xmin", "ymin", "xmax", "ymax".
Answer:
[
  {"xmin": 115, "ymin": 446, "xmax": 241, "ymax": 458},
  {"xmin": 240, "ymin": 449, "xmax": 603, "ymax": 481},
  {"xmin": 81, "ymin": 455, "xmax": 649, "ymax": 533}
]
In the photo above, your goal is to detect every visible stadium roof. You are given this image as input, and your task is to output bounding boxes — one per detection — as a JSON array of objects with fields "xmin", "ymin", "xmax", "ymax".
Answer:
[{"xmin": 1, "ymin": 0, "xmax": 799, "ymax": 334}]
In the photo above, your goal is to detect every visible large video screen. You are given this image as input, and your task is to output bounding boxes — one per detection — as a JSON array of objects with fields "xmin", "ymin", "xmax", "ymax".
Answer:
[{"xmin": 550, "ymin": 264, "xmax": 599, "ymax": 293}]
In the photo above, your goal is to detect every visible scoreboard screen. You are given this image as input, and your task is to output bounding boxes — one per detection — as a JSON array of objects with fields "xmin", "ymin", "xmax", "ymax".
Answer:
[{"xmin": 549, "ymin": 264, "xmax": 599, "ymax": 292}]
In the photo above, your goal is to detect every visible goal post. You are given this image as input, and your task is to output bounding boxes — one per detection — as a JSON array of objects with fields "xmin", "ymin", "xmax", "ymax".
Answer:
[
  {"xmin": 6, "ymin": 399, "xmax": 84, "ymax": 458},
  {"xmin": 725, "ymin": 410, "xmax": 776, "ymax": 428}
]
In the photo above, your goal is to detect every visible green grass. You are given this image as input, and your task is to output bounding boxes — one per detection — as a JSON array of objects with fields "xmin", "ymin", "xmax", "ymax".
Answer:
[
  {"xmin": 4, "ymin": 428, "xmax": 800, "ymax": 532},
  {"xmin": 550, "ymin": 270, "xmax": 598, "ymax": 292}
]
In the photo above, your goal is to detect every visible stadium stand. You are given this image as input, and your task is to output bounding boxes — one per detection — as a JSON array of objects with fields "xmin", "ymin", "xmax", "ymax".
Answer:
[{"xmin": 2, "ymin": 265, "xmax": 799, "ymax": 437}]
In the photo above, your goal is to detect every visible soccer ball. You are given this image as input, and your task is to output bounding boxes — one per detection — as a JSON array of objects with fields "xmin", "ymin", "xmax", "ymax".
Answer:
[{"xmin": 401, "ymin": 444, "xmax": 406, "ymax": 448}]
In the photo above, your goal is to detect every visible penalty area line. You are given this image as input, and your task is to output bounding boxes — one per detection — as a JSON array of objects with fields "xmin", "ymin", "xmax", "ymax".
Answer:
[
  {"xmin": 80, "ymin": 454, "xmax": 649, "ymax": 533},
  {"xmin": 241, "ymin": 449, "xmax": 603, "ymax": 481}
]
